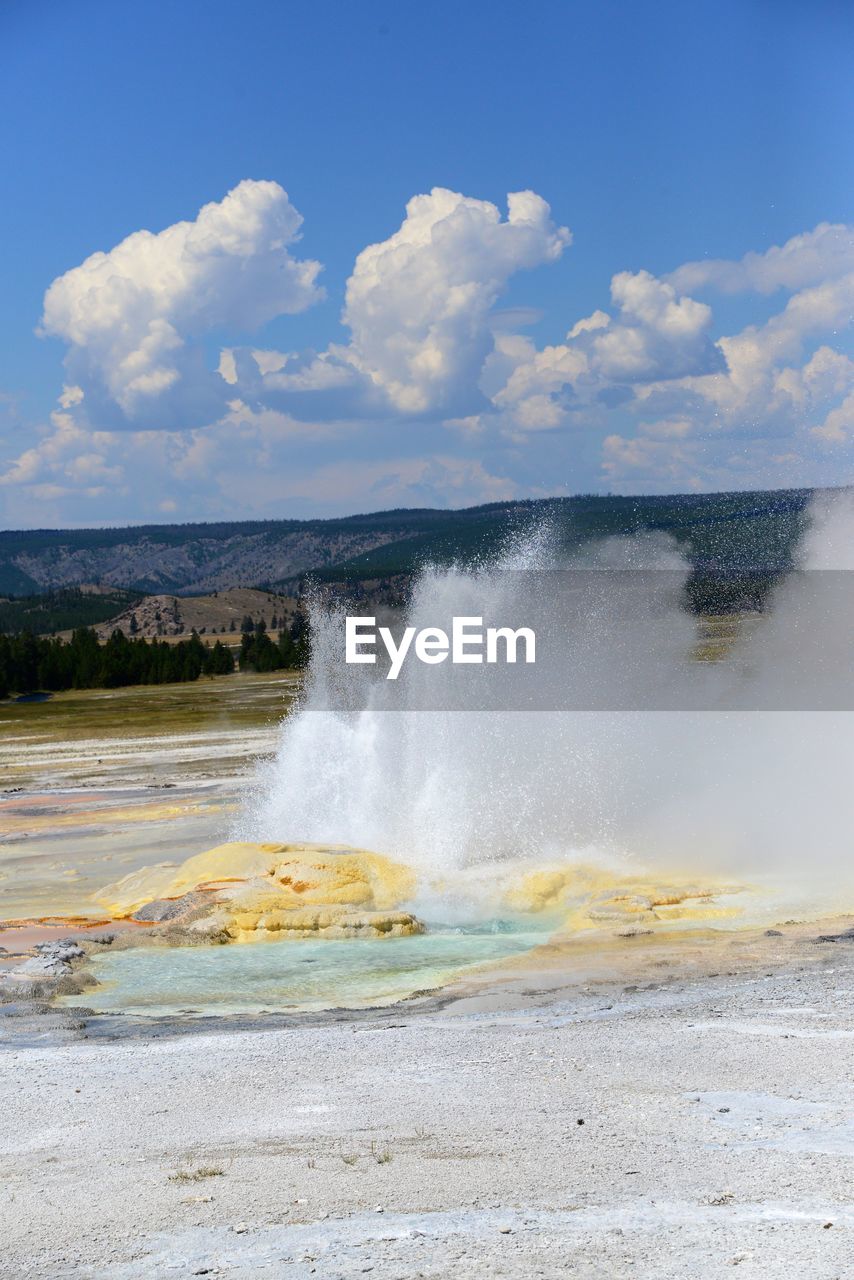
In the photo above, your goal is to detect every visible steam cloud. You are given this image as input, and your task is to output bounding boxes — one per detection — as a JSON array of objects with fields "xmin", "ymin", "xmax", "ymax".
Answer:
[{"xmin": 242, "ymin": 491, "xmax": 854, "ymax": 917}]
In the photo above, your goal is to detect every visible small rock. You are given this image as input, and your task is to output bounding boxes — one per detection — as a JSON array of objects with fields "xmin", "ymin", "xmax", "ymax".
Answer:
[
  {"xmin": 709, "ymin": 1192, "xmax": 735, "ymax": 1206},
  {"xmin": 13, "ymin": 955, "xmax": 70, "ymax": 978},
  {"xmin": 765, "ymin": 929, "xmax": 783, "ymax": 937},
  {"xmin": 499, "ymin": 1226, "xmax": 513, "ymax": 1234},
  {"xmin": 132, "ymin": 891, "xmax": 210, "ymax": 924},
  {"xmin": 35, "ymin": 939, "xmax": 83, "ymax": 959},
  {"xmin": 815, "ymin": 928, "xmax": 854, "ymax": 944}
]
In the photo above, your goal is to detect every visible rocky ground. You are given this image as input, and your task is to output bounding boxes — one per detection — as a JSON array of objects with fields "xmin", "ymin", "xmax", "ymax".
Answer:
[{"xmin": 2, "ymin": 924, "xmax": 853, "ymax": 1278}]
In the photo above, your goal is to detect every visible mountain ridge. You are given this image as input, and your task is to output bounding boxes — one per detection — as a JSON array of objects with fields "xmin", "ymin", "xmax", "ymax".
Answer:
[{"xmin": 0, "ymin": 488, "xmax": 820, "ymax": 597}]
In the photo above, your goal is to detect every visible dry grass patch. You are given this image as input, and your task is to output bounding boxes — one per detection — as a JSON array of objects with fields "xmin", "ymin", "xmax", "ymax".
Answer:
[{"xmin": 169, "ymin": 1165, "xmax": 225, "ymax": 1184}]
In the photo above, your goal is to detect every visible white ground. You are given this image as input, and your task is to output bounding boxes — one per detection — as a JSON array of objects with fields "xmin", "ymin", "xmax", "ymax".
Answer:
[{"xmin": 2, "ymin": 936, "xmax": 853, "ymax": 1278}]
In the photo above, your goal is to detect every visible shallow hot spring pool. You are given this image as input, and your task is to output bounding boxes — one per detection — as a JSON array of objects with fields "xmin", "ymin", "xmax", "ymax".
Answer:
[{"xmin": 59, "ymin": 925, "xmax": 547, "ymax": 1017}]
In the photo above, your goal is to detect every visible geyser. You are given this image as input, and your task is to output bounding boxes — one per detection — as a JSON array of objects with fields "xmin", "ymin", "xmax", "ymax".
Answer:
[{"xmin": 242, "ymin": 491, "xmax": 854, "ymax": 919}]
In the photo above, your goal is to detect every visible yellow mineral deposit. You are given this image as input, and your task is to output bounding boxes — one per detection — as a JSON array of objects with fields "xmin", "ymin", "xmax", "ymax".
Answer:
[
  {"xmin": 503, "ymin": 863, "xmax": 748, "ymax": 934},
  {"xmin": 91, "ymin": 839, "xmax": 750, "ymax": 948},
  {"xmin": 92, "ymin": 841, "xmax": 423, "ymax": 940}
]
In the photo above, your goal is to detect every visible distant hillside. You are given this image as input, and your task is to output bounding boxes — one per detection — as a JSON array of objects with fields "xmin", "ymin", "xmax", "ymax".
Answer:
[
  {"xmin": 314, "ymin": 490, "xmax": 816, "ymax": 583},
  {"xmin": 0, "ymin": 516, "xmax": 409, "ymax": 596},
  {"xmin": 80, "ymin": 587, "xmax": 298, "ymax": 642},
  {"xmin": 0, "ymin": 489, "xmax": 818, "ymax": 599}
]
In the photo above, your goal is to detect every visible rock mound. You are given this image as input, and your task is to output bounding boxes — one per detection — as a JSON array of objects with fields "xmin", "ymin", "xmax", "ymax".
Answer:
[{"xmin": 93, "ymin": 842, "xmax": 423, "ymax": 941}]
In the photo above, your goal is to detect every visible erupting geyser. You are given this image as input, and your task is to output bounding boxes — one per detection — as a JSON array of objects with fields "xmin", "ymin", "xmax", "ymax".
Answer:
[{"xmin": 241, "ymin": 491, "xmax": 854, "ymax": 922}]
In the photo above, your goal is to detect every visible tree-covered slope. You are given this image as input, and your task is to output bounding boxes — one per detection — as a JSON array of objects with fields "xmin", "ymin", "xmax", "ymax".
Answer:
[{"xmin": 0, "ymin": 488, "xmax": 821, "ymax": 599}]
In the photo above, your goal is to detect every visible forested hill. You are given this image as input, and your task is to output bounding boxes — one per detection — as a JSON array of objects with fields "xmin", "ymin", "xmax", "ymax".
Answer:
[{"xmin": 0, "ymin": 488, "xmax": 819, "ymax": 597}]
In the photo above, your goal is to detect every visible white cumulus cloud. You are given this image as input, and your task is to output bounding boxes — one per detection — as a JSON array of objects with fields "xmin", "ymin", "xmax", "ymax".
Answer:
[
  {"xmin": 40, "ymin": 180, "xmax": 324, "ymax": 428},
  {"xmin": 668, "ymin": 222, "xmax": 854, "ymax": 296},
  {"xmin": 339, "ymin": 187, "xmax": 571, "ymax": 415},
  {"xmin": 8, "ymin": 196, "xmax": 852, "ymax": 521},
  {"xmin": 589, "ymin": 270, "xmax": 722, "ymax": 383},
  {"xmin": 492, "ymin": 269, "xmax": 722, "ymax": 434}
]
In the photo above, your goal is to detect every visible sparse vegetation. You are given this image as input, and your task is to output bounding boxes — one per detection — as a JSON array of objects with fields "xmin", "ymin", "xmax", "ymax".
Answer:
[
  {"xmin": 336, "ymin": 1141, "xmax": 394, "ymax": 1168},
  {"xmin": 168, "ymin": 1165, "xmax": 224, "ymax": 1183}
]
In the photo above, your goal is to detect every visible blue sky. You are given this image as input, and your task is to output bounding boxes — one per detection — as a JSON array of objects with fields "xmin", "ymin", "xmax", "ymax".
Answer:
[{"xmin": 0, "ymin": 0, "xmax": 852, "ymax": 526}]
